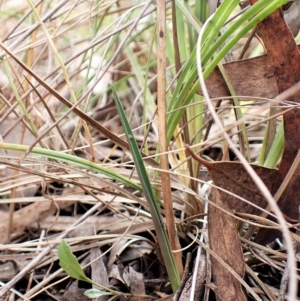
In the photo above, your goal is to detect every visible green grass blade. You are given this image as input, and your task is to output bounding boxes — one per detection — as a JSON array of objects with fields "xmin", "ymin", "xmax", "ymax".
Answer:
[
  {"xmin": 166, "ymin": 0, "xmax": 286, "ymax": 143},
  {"xmin": 263, "ymin": 122, "xmax": 284, "ymax": 168},
  {"xmin": 0, "ymin": 143, "xmax": 141, "ymax": 191},
  {"xmin": 112, "ymin": 87, "xmax": 180, "ymax": 292}
]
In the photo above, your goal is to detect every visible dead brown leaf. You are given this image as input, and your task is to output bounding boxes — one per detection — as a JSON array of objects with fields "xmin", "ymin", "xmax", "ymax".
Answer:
[
  {"xmin": 90, "ymin": 248, "xmax": 109, "ymax": 301},
  {"xmin": 109, "ymin": 264, "xmax": 130, "ymax": 287},
  {"xmin": 204, "ymin": 53, "xmax": 278, "ymax": 99},
  {"xmin": 203, "ymin": 46, "xmax": 300, "ymax": 100},
  {"xmin": 247, "ymin": 2, "xmax": 300, "ymax": 175},
  {"xmin": 61, "ymin": 281, "xmax": 90, "ymax": 301},
  {"xmin": 186, "ymin": 153, "xmax": 278, "ymax": 215},
  {"xmin": 248, "ymin": 1, "xmax": 300, "ymax": 243},
  {"xmin": 128, "ymin": 266, "xmax": 146, "ymax": 301}
]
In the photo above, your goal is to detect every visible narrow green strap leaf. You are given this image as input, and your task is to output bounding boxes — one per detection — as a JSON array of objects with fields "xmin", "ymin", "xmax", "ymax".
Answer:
[{"xmin": 112, "ymin": 87, "xmax": 180, "ymax": 291}]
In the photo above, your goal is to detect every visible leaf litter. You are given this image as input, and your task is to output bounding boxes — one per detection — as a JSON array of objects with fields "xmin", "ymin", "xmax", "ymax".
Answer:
[{"xmin": 0, "ymin": 1, "xmax": 299, "ymax": 301}]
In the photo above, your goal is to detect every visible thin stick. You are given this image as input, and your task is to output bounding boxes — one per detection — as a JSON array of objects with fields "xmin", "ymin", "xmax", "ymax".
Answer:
[{"xmin": 157, "ymin": 0, "xmax": 183, "ymax": 276}]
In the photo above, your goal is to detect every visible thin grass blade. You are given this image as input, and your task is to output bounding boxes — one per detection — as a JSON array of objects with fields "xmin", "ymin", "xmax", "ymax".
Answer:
[{"xmin": 112, "ymin": 87, "xmax": 180, "ymax": 291}]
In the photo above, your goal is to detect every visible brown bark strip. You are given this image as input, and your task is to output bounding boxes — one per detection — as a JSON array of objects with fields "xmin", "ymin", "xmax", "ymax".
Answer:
[{"xmin": 209, "ymin": 189, "xmax": 247, "ymax": 301}]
